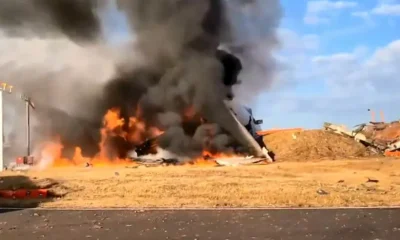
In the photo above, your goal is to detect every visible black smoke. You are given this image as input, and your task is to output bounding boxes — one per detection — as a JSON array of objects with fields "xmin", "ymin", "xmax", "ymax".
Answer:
[
  {"xmin": 0, "ymin": 0, "xmax": 282, "ymax": 160},
  {"xmin": 99, "ymin": 0, "xmax": 267, "ymax": 158},
  {"xmin": 0, "ymin": 0, "xmax": 103, "ymax": 41}
]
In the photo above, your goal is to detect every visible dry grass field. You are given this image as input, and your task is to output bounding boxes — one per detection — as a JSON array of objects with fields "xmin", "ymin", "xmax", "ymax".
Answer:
[{"xmin": 1, "ymin": 157, "xmax": 400, "ymax": 208}]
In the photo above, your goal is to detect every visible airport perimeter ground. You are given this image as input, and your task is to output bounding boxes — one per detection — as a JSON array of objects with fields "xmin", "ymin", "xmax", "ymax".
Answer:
[{"xmin": 1, "ymin": 157, "xmax": 400, "ymax": 208}]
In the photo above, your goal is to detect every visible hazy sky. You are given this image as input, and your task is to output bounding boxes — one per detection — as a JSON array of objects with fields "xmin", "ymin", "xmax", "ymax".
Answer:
[{"xmin": 103, "ymin": 0, "xmax": 400, "ymax": 129}]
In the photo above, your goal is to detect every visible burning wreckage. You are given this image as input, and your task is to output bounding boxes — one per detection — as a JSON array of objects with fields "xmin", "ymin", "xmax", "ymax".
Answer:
[
  {"xmin": 7, "ymin": 50, "xmax": 273, "ymax": 170},
  {"xmin": 80, "ymin": 49, "xmax": 273, "ymax": 167},
  {"xmin": 132, "ymin": 98, "xmax": 272, "ymax": 166},
  {"xmin": 1, "ymin": 0, "xmax": 281, "ymax": 169}
]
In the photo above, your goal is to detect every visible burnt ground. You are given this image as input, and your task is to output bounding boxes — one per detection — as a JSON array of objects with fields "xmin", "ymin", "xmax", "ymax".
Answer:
[{"xmin": 1, "ymin": 208, "xmax": 400, "ymax": 240}]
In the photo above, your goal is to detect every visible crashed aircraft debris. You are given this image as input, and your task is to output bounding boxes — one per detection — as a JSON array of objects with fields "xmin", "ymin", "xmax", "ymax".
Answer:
[
  {"xmin": 131, "ymin": 100, "xmax": 274, "ymax": 164},
  {"xmin": 324, "ymin": 121, "xmax": 400, "ymax": 155},
  {"xmin": 131, "ymin": 156, "xmax": 268, "ymax": 167}
]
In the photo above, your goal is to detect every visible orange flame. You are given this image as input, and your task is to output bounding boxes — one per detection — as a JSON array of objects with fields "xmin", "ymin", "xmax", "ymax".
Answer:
[
  {"xmin": 183, "ymin": 106, "xmax": 197, "ymax": 119},
  {"xmin": 37, "ymin": 106, "xmax": 243, "ymax": 169},
  {"xmin": 188, "ymin": 150, "xmax": 241, "ymax": 166},
  {"xmin": 43, "ymin": 109, "xmax": 139, "ymax": 168}
]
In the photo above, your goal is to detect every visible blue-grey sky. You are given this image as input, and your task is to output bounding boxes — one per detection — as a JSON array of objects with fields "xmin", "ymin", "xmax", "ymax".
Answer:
[
  {"xmin": 258, "ymin": 0, "xmax": 400, "ymax": 129},
  {"xmin": 103, "ymin": 0, "xmax": 400, "ymax": 129}
]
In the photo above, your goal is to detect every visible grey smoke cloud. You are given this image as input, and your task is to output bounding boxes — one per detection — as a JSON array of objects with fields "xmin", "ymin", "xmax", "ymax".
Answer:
[
  {"xmin": 0, "ymin": 0, "xmax": 113, "ymax": 123},
  {"xmin": 0, "ymin": 0, "xmax": 282, "ymax": 159},
  {"xmin": 0, "ymin": 0, "xmax": 103, "ymax": 41},
  {"xmin": 218, "ymin": 0, "xmax": 282, "ymax": 103},
  {"xmin": 0, "ymin": 0, "xmax": 116, "ymax": 158},
  {"xmin": 109, "ymin": 0, "xmax": 282, "ymax": 156}
]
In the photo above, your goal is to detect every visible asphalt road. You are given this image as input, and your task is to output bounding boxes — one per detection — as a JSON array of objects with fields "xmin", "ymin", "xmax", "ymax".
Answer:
[{"xmin": 0, "ymin": 208, "xmax": 400, "ymax": 240}]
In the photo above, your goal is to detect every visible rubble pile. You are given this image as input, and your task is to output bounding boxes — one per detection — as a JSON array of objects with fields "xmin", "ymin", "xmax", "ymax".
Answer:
[
  {"xmin": 324, "ymin": 121, "xmax": 400, "ymax": 155},
  {"xmin": 263, "ymin": 130, "xmax": 373, "ymax": 162}
]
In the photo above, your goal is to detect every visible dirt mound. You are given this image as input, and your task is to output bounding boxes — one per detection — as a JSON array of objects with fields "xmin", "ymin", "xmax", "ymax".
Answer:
[
  {"xmin": 0, "ymin": 175, "xmax": 69, "ymax": 208},
  {"xmin": 264, "ymin": 130, "xmax": 373, "ymax": 161}
]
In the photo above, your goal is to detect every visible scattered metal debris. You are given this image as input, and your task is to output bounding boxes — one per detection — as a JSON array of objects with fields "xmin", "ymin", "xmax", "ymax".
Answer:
[
  {"xmin": 6, "ymin": 162, "xmax": 32, "ymax": 171},
  {"xmin": 323, "ymin": 121, "xmax": 400, "ymax": 155},
  {"xmin": 85, "ymin": 162, "xmax": 93, "ymax": 168},
  {"xmin": 92, "ymin": 225, "xmax": 103, "ymax": 229},
  {"xmin": 367, "ymin": 178, "xmax": 379, "ymax": 183},
  {"xmin": 131, "ymin": 156, "xmax": 269, "ymax": 167},
  {"xmin": 214, "ymin": 157, "xmax": 267, "ymax": 166},
  {"xmin": 132, "ymin": 158, "xmax": 181, "ymax": 167},
  {"xmin": 317, "ymin": 189, "xmax": 329, "ymax": 195}
]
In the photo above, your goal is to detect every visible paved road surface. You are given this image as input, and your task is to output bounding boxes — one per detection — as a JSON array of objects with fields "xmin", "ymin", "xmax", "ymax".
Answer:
[{"xmin": 1, "ymin": 208, "xmax": 400, "ymax": 239}]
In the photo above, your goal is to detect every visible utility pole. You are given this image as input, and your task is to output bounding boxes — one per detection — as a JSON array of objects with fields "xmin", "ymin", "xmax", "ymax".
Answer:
[
  {"xmin": 26, "ymin": 99, "xmax": 30, "ymax": 156},
  {"xmin": 21, "ymin": 95, "xmax": 35, "ymax": 157}
]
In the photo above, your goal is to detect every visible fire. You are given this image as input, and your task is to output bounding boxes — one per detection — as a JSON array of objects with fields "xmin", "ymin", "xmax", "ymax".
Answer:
[
  {"xmin": 148, "ymin": 127, "xmax": 164, "ymax": 138},
  {"xmin": 72, "ymin": 147, "xmax": 88, "ymax": 163},
  {"xmin": 202, "ymin": 150, "xmax": 238, "ymax": 159},
  {"xmin": 190, "ymin": 155, "xmax": 217, "ymax": 166},
  {"xmin": 103, "ymin": 108, "xmax": 124, "ymax": 133},
  {"xmin": 183, "ymin": 106, "xmax": 197, "ymax": 119},
  {"xmin": 40, "ymin": 108, "xmax": 149, "ymax": 168},
  {"xmin": 189, "ymin": 150, "xmax": 241, "ymax": 166},
  {"xmin": 39, "ymin": 139, "xmax": 71, "ymax": 168},
  {"xmin": 127, "ymin": 116, "xmax": 146, "ymax": 144},
  {"xmin": 35, "ymin": 106, "xmax": 244, "ymax": 169}
]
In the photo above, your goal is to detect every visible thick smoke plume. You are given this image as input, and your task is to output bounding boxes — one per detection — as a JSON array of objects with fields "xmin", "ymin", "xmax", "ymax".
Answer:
[
  {"xmin": 220, "ymin": 0, "xmax": 282, "ymax": 103},
  {"xmin": 0, "ymin": 0, "xmax": 115, "ymax": 159},
  {"xmin": 0, "ymin": 0, "xmax": 103, "ymax": 41},
  {"xmin": 0, "ymin": 0, "xmax": 282, "ymax": 160}
]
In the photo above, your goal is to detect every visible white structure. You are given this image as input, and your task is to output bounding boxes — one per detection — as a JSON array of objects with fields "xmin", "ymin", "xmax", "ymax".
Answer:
[
  {"xmin": 0, "ymin": 90, "xmax": 3, "ymax": 171},
  {"xmin": 0, "ymin": 83, "xmax": 32, "ymax": 172}
]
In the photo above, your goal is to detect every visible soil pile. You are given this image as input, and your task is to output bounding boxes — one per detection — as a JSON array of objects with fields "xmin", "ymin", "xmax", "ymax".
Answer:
[
  {"xmin": 0, "ymin": 175, "xmax": 69, "ymax": 208},
  {"xmin": 263, "ymin": 130, "xmax": 374, "ymax": 161}
]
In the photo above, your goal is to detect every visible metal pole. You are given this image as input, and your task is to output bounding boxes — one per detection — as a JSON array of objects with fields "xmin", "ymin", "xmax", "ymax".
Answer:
[
  {"xmin": 0, "ymin": 90, "xmax": 3, "ymax": 171},
  {"xmin": 26, "ymin": 100, "xmax": 31, "ymax": 156}
]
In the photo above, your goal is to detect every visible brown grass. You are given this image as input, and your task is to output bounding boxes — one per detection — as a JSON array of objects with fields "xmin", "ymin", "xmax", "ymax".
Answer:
[{"xmin": 1, "ymin": 157, "xmax": 400, "ymax": 208}]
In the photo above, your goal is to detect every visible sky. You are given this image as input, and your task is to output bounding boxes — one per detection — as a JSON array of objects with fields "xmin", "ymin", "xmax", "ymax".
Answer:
[
  {"xmin": 103, "ymin": 0, "xmax": 400, "ymax": 130},
  {"xmin": 256, "ymin": 0, "xmax": 400, "ymax": 129}
]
